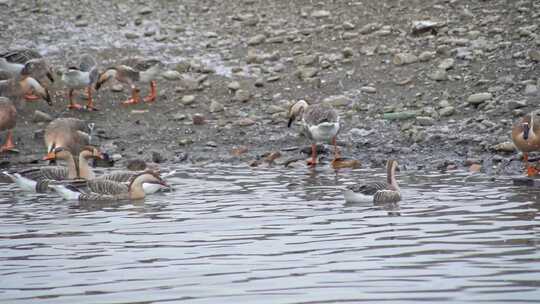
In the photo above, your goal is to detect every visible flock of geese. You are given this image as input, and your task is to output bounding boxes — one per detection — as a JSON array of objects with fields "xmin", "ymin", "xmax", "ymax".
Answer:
[{"xmin": 0, "ymin": 48, "xmax": 538, "ymax": 204}]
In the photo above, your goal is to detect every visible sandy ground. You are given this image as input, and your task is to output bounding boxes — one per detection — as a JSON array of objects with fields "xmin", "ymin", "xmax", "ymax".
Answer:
[{"xmin": 0, "ymin": 0, "xmax": 539, "ymax": 175}]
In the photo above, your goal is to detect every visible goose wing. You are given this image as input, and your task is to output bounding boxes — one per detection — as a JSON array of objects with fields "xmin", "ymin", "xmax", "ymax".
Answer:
[
  {"xmin": 347, "ymin": 181, "xmax": 388, "ymax": 195},
  {"xmin": 96, "ymin": 171, "xmax": 136, "ymax": 183},
  {"xmin": 0, "ymin": 49, "xmax": 42, "ymax": 64}
]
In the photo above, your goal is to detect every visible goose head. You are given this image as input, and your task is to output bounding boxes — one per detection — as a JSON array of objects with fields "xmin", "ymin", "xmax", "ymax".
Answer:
[
  {"xmin": 95, "ymin": 67, "xmax": 117, "ymax": 90},
  {"xmin": 42, "ymin": 146, "xmax": 73, "ymax": 161},
  {"xmin": 128, "ymin": 170, "xmax": 169, "ymax": 190},
  {"xmin": 79, "ymin": 146, "xmax": 105, "ymax": 161},
  {"xmin": 20, "ymin": 76, "xmax": 52, "ymax": 105},
  {"xmin": 287, "ymin": 100, "xmax": 309, "ymax": 127},
  {"xmin": 20, "ymin": 59, "xmax": 54, "ymax": 83}
]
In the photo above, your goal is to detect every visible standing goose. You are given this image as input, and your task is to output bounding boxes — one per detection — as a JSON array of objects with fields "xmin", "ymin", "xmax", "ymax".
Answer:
[
  {"xmin": 0, "ymin": 77, "xmax": 53, "ymax": 152},
  {"xmin": 287, "ymin": 100, "xmax": 341, "ymax": 167},
  {"xmin": 344, "ymin": 160, "xmax": 401, "ymax": 204},
  {"xmin": 49, "ymin": 170, "xmax": 169, "ymax": 201},
  {"xmin": 0, "ymin": 49, "xmax": 54, "ymax": 99},
  {"xmin": 44, "ymin": 117, "xmax": 94, "ymax": 158},
  {"xmin": 511, "ymin": 111, "xmax": 540, "ymax": 177},
  {"xmin": 2, "ymin": 146, "xmax": 104, "ymax": 192},
  {"xmin": 95, "ymin": 58, "xmax": 161, "ymax": 105},
  {"xmin": 60, "ymin": 54, "xmax": 99, "ymax": 110}
]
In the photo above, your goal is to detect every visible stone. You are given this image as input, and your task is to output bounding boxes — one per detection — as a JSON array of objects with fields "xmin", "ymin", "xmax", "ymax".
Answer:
[
  {"xmin": 524, "ymin": 84, "xmax": 538, "ymax": 96},
  {"xmin": 383, "ymin": 111, "xmax": 417, "ymax": 120},
  {"xmin": 181, "ymin": 95, "xmax": 196, "ymax": 105},
  {"xmin": 467, "ymin": 92, "xmax": 492, "ymax": 105},
  {"xmin": 297, "ymin": 67, "xmax": 318, "ymax": 79},
  {"xmin": 247, "ymin": 34, "xmax": 266, "ymax": 46},
  {"xmin": 416, "ymin": 116, "xmax": 435, "ymax": 126},
  {"xmin": 438, "ymin": 58, "xmax": 455, "ymax": 70},
  {"xmin": 428, "ymin": 69, "xmax": 448, "ymax": 81},
  {"xmin": 360, "ymin": 86, "xmax": 377, "ymax": 93},
  {"xmin": 234, "ymin": 89, "xmax": 251, "ymax": 102},
  {"xmin": 162, "ymin": 70, "xmax": 181, "ymax": 80},
  {"xmin": 192, "ymin": 113, "xmax": 206, "ymax": 125},
  {"xmin": 138, "ymin": 6, "xmax": 153, "ymax": 15},
  {"xmin": 343, "ymin": 21, "xmax": 355, "ymax": 30},
  {"xmin": 32, "ymin": 110, "xmax": 52, "ymax": 123},
  {"xmin": 311, "ymin": 10, "xmax": 330, "ymax": 18},
  {"xmin": 359, "ymin": 22, "xmax": 381, "ymax": 34},
  {"xmin": 506, "ymin": 99, "xmax": 527, "ymax": 110},
  {"xmin": 323, "ymin": 95, "xmax": 350, "ymax": 107},
  {"xmin": 491, "ymin": 142, "xmax": 515, "ymax": 153},
  {"xmin": 124, "ymin": 32, "xmax": 139, "ymax": 39},
  {"xmin": 418, "ymin": 51, "xmax": 435, "ymax": 62},
  {"xmin": 393, "ymin": 53, "xmax": 418, "ymax": 65},
  {"xmin": 236, "ymin": 118, "xmax": 256, "ymax": 126},
  {"xmin": 529, "ymin": 49, "xmax": 540, "ymax": 62},
  {"xmin": 209, "ymin": 100, "xmax": 224, "ymax": 112},
  {"xmin": 342, "ymin": 47, "xmax": 354, "ymax": 58},
  {"xmin": 439, "ymin": 106, "xmax": 455, "ymax": 117},
  {"xmin": 74, "ymin": 20, "xmax": 88, "ymax": 27},
  {"xmin": 227, "ymin": 81, "xmax": 241, "ymax": 91}
]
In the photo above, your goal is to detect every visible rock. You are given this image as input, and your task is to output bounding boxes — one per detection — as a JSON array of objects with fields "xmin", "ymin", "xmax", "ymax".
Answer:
[
  {"xmin": 172, "ymin": 113, "xmax": 187, "ymax": 121},
  {"xmin": 439, "ymin": 106, "xmax": 455, "ymax": 117},
  {"xmin": 524, "ymin": 84, "xmax": 538, "ymax": 96},
  {"xmin": 235, "ymin": 118, "xmax": 256, "ymax": 126},
  {"xmin": 124, "ymin": 32, "xmax": 139, "ymax": 39},
  {"xmin": 181, "ymin": 95, "xmax": 196, "ymax": 105},
  {"xmin": 360, "ymin": 86, "xmax": 377, "ymax": 93},
  {"xmin": 111, "ymin": 84, "xmax": 124, "ymax": 92},
  {"xmin": 297, "ymin": 67, "xmax": 318, "ymax": 79},
  {"xmin": 162, "ymin": 70, "xmax": 181, "ymax": 80},
  {"xmin": 138, "ymin": 6, "xmax": 153, "ymax": 15},
  {"xmin": 411, "ymin": 20, "xmax": 442, "ymax": 35},
  {"xmin": 438, "ymin": 58, "xmax": 455, "ymax": 70},
  {"xmin": 343, "ymin": 21, "xmax": 355, "ymax": 30},
  {"xmin": 151, "ymin": 151, "xmax": 165, "ymax": 163},
  {"xmin": 296, "ymin": 54, "xmax": 318, "ymax": 66},
  {"xmin": 359, "ymin": 22, "xmax": 381, "ymax": 34},
  {"xmin": 506, "ymin": 99, "xmax": 527, "ymax": 110},
  {"xmin": 393, "ymin": 53, "xmax": 418, "ymax": 65},
  {"xmin": 209, "ymin": 100, "xmax": 224, "ymax": 112},
  {"xmin": 227, "ymin": 81, "xmax": 241, "ymax": 91},
  {"xmin": 469, "ymin": 164, "xmax": 482, "ymax": 173},
  {"xmin": 491, "ymin": 142, "xmax": 515, "ymax": 153},
  {"xmin": 529, "ymin": 49, "xmax": 540, "ymax": 62},
  {"xmin": 247, "ymin": 34, "xmax": 266, "ymax": 46},
  {"xmin": 342, "ymin": 47, "xmax": 354, "ymax": 58},
  {"xmin": 311, "ymin": 10, "xmax": 330, "ymax": 18},
  {"xmin": 418, "ymin": 51, "xmax": 435, "ymax": 62},
  {"xmin": 74, "ymin": 20, "xmax": 88, "ymax": 27},
  {"xmin": 416, "ymin": 116, "xmax": 435, "ymax": 126},
  {"xmin": 33, "ymin": 110, "xmax": 52, "ymax": 123},
  {"xmin": 467, "ymin": 92, "xmax": 492, "ymax": 105},
  {"xmin": 112, "ymin": 154, "xmax": 123, "ymax": 161},
  {"xmin": 428, "ymin": 69, "xmax": 448, "ymax": 81},
  {"xmin": 234, "ymin": 89, "xmax": 251, "ymax": 102},
  {"xmin": 192, "ymin": 113, "xmax": 206, "ymax": 125},
  {"xmin": 383, "ymin": 111, "xmax": 417, "ymax": 121},
  {"xmin": 342, "ymin": 32, "xmax": 359, "ymax": 40},
  {"xmin": 323, "ymin": 95, "xmax": 350, "ymax": 107}
]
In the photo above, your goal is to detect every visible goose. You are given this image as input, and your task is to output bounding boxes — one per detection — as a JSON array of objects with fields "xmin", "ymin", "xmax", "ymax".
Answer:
[
  {"xmin": 511, "ymin": 111, "xmax": 540, "ymax": 177},
  {"xmin": 49, "ymin": 170, "xmax": 169, "ymax": 201},
  {"xmin": 0, "ymin": 49, "xmax": 54, "ymax": 99},
  {"xmin": 44, "ymin": 117, "xmax": 94, "ymax": 158},
  {"xmin": 95, "ymin": 58, "xmax": 161, "ymax": 105},
  {"xmin": 287, "ymin": 100, "xmax": 341, "ymax": 167},
  {"xmin": 344, "ymin": 160, "xmax": 401, "ymax": 204},
  {"xmin": 0, "ymin": 77, "xmax": 52, "ymax": 152},
  {"xmin": 2, "ymin": 146, "xmax": 104, "ymax": 192},
  {"xmin": 60, "ymin": 54, "xmax": 99, "ymax": 111}
]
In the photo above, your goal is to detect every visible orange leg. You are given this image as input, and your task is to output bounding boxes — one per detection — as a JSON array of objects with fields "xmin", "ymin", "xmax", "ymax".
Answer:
[
  {"xmin": 122, "ymin": 87, "xmax": 141, "ymax": 105},
  {"xmin": 332, "ymin": 136, "xmax": 341, "ymax": 160},
  {"xmin": 0, "ymin": 130, "xmax": 16, "ymax": 152},
  {"xmin": 306, "ymin": 144, "xmax": 317, "ymax": 167},
  {"xmin": 84, "ymin": 87, "xmax": 98, "ymax": 111},
  {"xmin": 524, "ymin": 153, "xmax": 539, "ymax": 177},
  {"xmin": 143, "ymin": 80, "xmax": 157, "ymax": 103},
  {"xmin": 24, "ymin": 93, "xmax": 41, "ymax": 101},
  {"xmin": 67, "ymin": 89, "xmax": 83, "ymax": 110}
]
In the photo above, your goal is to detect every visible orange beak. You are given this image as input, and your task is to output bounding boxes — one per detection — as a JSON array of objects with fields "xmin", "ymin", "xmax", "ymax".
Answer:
[{"xmin": 43, "ymin": 151, "xmax": 56, "ymax": 161}]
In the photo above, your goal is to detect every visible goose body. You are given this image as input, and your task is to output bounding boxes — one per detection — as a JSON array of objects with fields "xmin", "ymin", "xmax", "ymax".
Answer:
[
  {"xmin": 50, "ymin": 171, "xmax": 168, "ymax": 201},
  {"xmin": 344, "ymin": 160, "xmax": 401, "ymax": 204},
  {"xmin": 0, "ymin": 49, "xmax": 54, "ymax": 85},
  {"xmin": 511, "ymin": 111, "xmax": 540, "ymax": 176},
  {"xmin": 288, "ymin": 100, "xmax": 341, "ymax": 167},
  {"xmin": 95, "ymin": 58, "xmax": 161, "ymax": 105},
  {"xmin": 44, "ymin": 118, "xmax": 93, "ymax": 157},
  {"xmin": 61, "ymin": 54, "xmax": 99, "ymax": 110}
]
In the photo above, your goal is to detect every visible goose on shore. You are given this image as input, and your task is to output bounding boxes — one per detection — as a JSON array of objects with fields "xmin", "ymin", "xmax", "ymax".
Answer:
[
  {"xmin": 344, "ymin": 160, "xmax": 401, "ymax": 204},
  {"xmin": 512, "ymin": 111, "xmax": 540, "ymax": 177},
  {"xmin": 60, "ymin": 54, "xmax": 99, "ymax": 111},
  {"xmin": 44, "ymin": 117, "xmax": 94, "ymax": 158},
  {"xmin": 287, "ymin": 100, "xmax": 341, "ymax": 167}
]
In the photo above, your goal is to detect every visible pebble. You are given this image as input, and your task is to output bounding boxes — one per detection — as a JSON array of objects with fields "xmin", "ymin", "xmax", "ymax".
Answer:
[
  {"xmin": 209, "ymin": 100, "xmax": 224, "ymax": 112},
  {"xmin": 181, "ymin": 95, "xmax": 196, "ymax": 105},
  {"xmin": 524, "ymin": 84, "xmax": 538, "ymax": 96},
  {"xmin": 247, "ymin": 34, "xmax": 266, "ymax": 46},
  {"xmin": 467, "ymin": 92, "xmax": 492, "ymax": 105},
  {"xmin": 343, "ymin": 21, "xmax": 355, "ymax": 30},
  {"xmin": 342, "ymin": 47, "xmax": 354, "ymax": 58},
  {"xmin": 74, "ymin": 20, "xmax": 88, "ymax": 27},
  {"xmin": 506, "ymin": 99, "xmax": 527, "ymax": 110},
  {"xmin": 138, "ymin": 6, "xmax": 153, "ymax": 15},
  {"xmin": 428, "ymin": 69, "xmax": 448, "ymax": 81},
  {"xmin": 439, "ymin": 106, "xmax": 455, "ymax": 117},
  {"xmin": 111, "ymin": 84, "xmax": 124, "ymax": 92},
  {"xmin": 418, "ymin": 51, "xmax": 435, "ymax": 62},
  {"xmin": 360, "ymin": 86, "xmax": 377, "ymax": 93},
  {"xmin": 125, "ymin": 32, "xmax": 139, "ymax": 39},
  {"xmin": 359, "ymin": 22, "xmax": 381, "ymax": 34},
  {"xmin": 234, "ymin": 89, "xmax": 251, "ymax": 102},
  {"xmin": 529, "ymin": 49, "xmax": 540, "ymax": 62},
  {"xmin": 393, "ymin": 53, "xmax": 418, "ymax": 65},
  {"xmin": 383, "ymin": 111, "xmax": 417, "ymax": 120},
  {"xmin": 162, "ymin": 70, "xmax": 181, "ymax": 81},
  {"xmin": 228, "ymin": 81, "xmax": 241, "ymax": 91},
  {"xmin": 33, "ymin": 110, "xmax": 52, "ymax": 123},
  {"xmin": 297, "ymin": 67, "xmax": 318, "ymax": 79},
  {"xmin": 438, "ymin": 58, "xmax": 455, "ymax": 70},
  {"xmin": 192, "ymin": 113, "xmax": 206, "ymax": 125},
  {"xmin": 311, "ymin": 10, "xmax": 330, "ymax": 18},
  {"xmin": 491, "ymin": 142, "xmax": 515, "ymax": 153},
  {"xmin": 235, "ymin": 118, "xmax": 256, "ymax": 126},
  {"xmin": 323, "ymin": 95, "xmax": 350, "ymax": 107},
  {"xmin": 416, "ymin": 116, "xmax": 435, "ymax": 126}
]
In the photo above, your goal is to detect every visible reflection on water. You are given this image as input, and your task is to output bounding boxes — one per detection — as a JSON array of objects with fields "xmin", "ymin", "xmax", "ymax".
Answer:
[{"xmin": 1, "ymin": 165, "xmax": 540, "ymax": 304}]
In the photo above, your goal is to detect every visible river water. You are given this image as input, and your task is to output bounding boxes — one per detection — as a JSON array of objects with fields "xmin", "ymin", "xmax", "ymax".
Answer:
[{"xmin": 1, "ymin": 165, "xmax": 539, "ymax": 304}]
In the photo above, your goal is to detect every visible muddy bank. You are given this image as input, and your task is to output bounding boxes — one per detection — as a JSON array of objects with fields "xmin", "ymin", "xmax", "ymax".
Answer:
[{"xmin": 0, "ymin": 0, "xmax": 539, "ymax": 175}]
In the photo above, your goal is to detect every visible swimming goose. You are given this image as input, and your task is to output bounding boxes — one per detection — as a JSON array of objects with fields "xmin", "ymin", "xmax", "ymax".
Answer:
[
  {"xmin": 511, "ymin": 111, "xmax": 540, "ymax": 177},
  {"xmin": 287, "ymin": 100, "xmax": 341, "ymax": 167},
  {"xmin": 95, "ymin": 58, "xmax": 161, "ymax": 105},
  {"xmin": 0, "ymin": 49, "xmax": 54, "ymax": 99},
  {"xmin": 60, "ymin": 54, "xmax": 99, "ymax": 111},
  {"xmin": 44, "ymin": 117, "xmax": 94, "ymax": 158},
  {"xmin": 344, "ymin": 160, "xmax": 401, "ymax": 204},
  {"xmin": 0, "ymin": 77, "xmax": 52, "ymax": 152},
  {"xmin": 3, "ymin": 146, "xmax": 104, "ymax": 192},
  {"xmin": 50, "ymin": 170, "xmax": 169, "ymax": 201}
]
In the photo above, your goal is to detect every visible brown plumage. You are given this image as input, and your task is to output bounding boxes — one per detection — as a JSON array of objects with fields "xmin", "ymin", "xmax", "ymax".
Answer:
[
  {"xmin": 44, "ymin": 118, "xmax": 93, "ymax": 157},
  {"xmin": 0, "ymin": 97, "xmax": 16, "ymax": 152},
  {"xmin": 344, "ymin": 160, "xmax": 401, "ymax": 204},
  {"xmin": 511, "ymin": 112, "xmax": 540, "ymax": 176}
]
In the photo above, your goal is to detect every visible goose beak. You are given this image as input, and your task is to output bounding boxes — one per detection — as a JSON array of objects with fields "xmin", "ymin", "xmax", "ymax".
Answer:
[
  {"xmin": 287, "ymin": 115, "xmax": 295, "ymax": 128},
  {"xmin": 44, "ymin": 88, "xmax": 53, "ymax": 106},
  {"xmin": 46, "ymin": 71, "xmax": 54, "ymax": 83},
  {"xmin": 95, "ymin": 73, "xmax": 107, "ymax": 90},
  {"xmin": 42, "ymin": 151, "xmax": 56, "ymax": 161}
]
